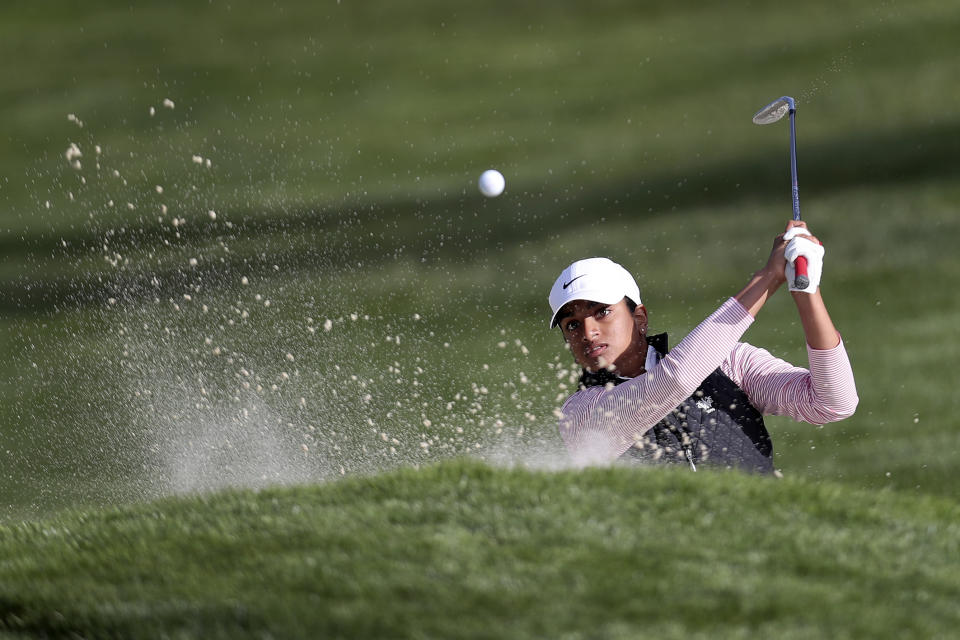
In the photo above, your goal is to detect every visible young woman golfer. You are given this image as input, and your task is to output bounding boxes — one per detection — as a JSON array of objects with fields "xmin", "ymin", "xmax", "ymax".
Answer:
[{"xmin": 548, "ymin": 221, "xmax": 858, "ymax": 473}]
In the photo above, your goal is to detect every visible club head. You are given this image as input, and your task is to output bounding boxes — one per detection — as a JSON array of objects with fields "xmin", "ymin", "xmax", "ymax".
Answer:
[{"xmin": 752, "ymin": 96, "xmax": 796, "ymax": 125}]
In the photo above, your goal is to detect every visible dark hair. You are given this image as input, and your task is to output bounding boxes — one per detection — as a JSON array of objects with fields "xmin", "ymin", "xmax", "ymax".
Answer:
[{"xmin": 625, "ymin": 298, "xmax": 638, "ymax": 313}]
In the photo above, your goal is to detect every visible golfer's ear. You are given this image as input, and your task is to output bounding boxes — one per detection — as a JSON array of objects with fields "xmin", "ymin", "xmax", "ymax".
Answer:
[{"xmin": 633, "ymin": 304, "xmax": 648, "ymax": 330}]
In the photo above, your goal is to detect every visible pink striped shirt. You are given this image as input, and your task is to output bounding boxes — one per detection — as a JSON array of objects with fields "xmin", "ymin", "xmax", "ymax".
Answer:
[{"xmin": 557, "ymin": 297, "xmax": 859, "ymax": 465}]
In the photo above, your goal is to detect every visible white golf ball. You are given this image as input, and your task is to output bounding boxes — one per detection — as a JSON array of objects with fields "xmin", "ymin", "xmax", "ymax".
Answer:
[{"xmin": 478, "ymin": 169, "xmax": 505, "ymax": 197}]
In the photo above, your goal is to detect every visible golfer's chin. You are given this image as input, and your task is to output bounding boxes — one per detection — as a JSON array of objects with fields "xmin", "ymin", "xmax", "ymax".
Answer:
[{"xmin": 581, "ymin": 354, "xmax": 619, "ymax": 374}]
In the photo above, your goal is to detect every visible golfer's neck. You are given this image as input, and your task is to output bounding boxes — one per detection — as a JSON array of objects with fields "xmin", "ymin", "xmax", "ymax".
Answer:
[{"xmin": 615, "ymin": 344, "xmax": 647, "ymax": 377}]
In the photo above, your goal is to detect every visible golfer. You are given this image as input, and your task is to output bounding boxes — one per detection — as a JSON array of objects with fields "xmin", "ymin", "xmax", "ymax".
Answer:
[{"xmin": 548, "ymin": 221, "xmax": 858, "ymax": 473}]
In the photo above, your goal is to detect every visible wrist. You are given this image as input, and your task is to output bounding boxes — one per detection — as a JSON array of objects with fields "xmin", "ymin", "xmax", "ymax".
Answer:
[
  {"xmin": 755, "ymin": 266, "xmax": 785, "ymax": 291},
  {"xmin": 791, "ymin": 288, "xmax": 824, "ymax": 308},
  {"xmin": 736, "ymin": 268, "xmax": 783, "ymax": 318},
  {"xmin": 769, "ymin": 258, "xmax": 789, "ymax": 282}
]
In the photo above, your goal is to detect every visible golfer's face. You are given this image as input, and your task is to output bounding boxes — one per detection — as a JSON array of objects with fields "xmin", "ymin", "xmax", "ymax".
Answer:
[{"xmin": 557, "ymin": 298, "xmax": 644, "ymax": 374}]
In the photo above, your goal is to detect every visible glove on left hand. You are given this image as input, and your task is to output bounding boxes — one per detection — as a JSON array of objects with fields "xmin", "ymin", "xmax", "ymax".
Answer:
[{"xmin": 783, "ymin": 227, "xmax": 825, "ymax": 294}]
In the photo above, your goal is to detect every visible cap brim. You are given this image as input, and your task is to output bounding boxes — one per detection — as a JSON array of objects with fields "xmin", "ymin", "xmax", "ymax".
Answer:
[{"xmin": 549, "ymin": 288, "xmax": 628, "ymax": 328}]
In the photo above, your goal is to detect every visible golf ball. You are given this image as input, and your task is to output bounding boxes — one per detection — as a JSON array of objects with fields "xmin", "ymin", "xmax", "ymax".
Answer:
[{"xmin": 478, "ymin": 169, "xmax": 505, "ymax": 197}]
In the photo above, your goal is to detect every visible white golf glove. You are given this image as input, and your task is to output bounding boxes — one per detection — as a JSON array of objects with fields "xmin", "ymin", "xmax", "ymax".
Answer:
[{"xmin": 783, "ymin": 226, "xmax": 825, "ymax": 293}]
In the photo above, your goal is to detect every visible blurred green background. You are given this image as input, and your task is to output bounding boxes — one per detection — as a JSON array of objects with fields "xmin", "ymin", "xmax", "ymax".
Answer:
[{"xmin": 2, "ymin": 0, "xmax": 958, "ymax": 520}]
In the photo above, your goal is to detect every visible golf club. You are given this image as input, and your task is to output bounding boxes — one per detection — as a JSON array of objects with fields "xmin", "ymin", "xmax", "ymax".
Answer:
[{"xmin": 752, "ymin": 96, "xmax": 809, "ymax": 290}]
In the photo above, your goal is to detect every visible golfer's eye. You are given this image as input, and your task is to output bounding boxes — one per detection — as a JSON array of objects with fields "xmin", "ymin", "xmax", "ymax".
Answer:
[
  {"xmin": 596, "ymin": 307, "xmax": 612, "ymax": 319},
  {"xmin": 564, "ymin": 320, "xmax": 580, "ymax": 332}
]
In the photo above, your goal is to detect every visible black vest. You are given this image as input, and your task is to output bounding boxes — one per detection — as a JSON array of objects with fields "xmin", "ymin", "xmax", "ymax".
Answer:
[{"xmin": 579, "ymin": 333, "xmax": 774, "ymax": 474}]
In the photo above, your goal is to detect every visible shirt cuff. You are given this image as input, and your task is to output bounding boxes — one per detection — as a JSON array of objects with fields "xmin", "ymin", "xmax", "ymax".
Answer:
[
  {"xmin": 807, "ymin": 334, "xmax": 844, "ymax": 354},
  {"xmin": 723, "ymin": 297, "xmax": 755, "ymax": 330}
]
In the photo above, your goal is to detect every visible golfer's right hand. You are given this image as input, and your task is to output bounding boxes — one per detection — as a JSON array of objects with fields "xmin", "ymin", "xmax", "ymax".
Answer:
[{"xmin": 784, "ymin": 225, "xmax": 825, "ymax": 293}]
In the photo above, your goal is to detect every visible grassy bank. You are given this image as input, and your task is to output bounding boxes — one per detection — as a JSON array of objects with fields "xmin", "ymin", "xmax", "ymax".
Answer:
[{"xmin": 2, "ymin": 460, "xmax": 959, "ymax": 638}]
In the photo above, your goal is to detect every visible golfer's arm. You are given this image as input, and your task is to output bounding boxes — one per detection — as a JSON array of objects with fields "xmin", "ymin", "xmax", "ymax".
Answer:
[
  {"xmin": 734, "ymin": 269, "xmax": 782, "ymax": 318},
  {"xmin": 792, "ymin": 290, "xmax": 840, "ymax": 349},
  {"xmin": 735, "ymin": 271, "xmax": 841, "ymax": 348}
]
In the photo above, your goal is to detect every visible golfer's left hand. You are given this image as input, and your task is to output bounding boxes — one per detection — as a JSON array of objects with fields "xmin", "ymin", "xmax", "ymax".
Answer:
[{"xmin": 784, "ymin": 224, "xmax": 825, "ymax": 293}]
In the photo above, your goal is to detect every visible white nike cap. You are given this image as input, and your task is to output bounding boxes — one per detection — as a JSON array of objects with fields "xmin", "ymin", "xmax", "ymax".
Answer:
[{"xmin": 548, "ymin": 257, "xmax": 642, "ymax": 328}]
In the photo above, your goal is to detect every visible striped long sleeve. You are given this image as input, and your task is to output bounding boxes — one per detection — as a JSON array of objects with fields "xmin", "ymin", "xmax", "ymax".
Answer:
[
  {"xmin": 721, "ymin": 340, "xmax": 858, "ymax": 425},
  {"xmin": 558, "ymin": 298, "xmax": 753, "ymax": 464},
  {"xmin": 557, "ymin": 297, "xmax": 859, "ymax": 465}
]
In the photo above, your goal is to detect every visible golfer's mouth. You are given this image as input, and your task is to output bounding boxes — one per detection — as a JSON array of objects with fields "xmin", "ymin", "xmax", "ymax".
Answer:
[{"xmin": 585, "ymin": 343, "xmax": 607, "ymax": 358}]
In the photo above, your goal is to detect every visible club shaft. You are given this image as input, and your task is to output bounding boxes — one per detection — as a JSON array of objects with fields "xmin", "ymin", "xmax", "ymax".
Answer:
[
  {"xmin": 787, "ymin": 107, "xmax": 809, "ymax": 288},
  {"xmin": 789, "ymin": 109, "xmax": 800, "ymax": 220}
]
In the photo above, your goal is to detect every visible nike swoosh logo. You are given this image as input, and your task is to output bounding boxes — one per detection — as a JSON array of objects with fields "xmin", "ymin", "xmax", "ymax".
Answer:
[{"xmin": 563, "ymin": 275, "xmax": 586, "ymax": 289}]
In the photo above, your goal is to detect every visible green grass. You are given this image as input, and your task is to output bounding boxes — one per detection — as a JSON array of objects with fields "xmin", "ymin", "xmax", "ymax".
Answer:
[{"xmin": 2, "ymin": 460, "xmax": 959, "ymax": 639}]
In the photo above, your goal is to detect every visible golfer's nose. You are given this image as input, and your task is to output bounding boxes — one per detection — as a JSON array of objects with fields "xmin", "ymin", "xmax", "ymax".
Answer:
[{"xmin": 582, "ymin": 316, "xmax": 600, "ymax": 339}]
